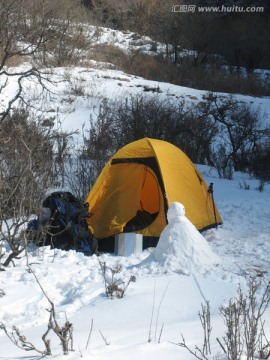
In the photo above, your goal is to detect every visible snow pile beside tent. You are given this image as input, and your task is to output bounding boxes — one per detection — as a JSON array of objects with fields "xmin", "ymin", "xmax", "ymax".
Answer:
[{"xmin": 153, "ymin": 202, "xmax": 221, "ymax": 276}]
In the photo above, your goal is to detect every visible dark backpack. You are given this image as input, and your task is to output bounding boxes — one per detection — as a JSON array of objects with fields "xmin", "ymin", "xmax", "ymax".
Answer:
[{"xmin": 30, "ymin": 192, "xmax": 98, "ymax": 256}]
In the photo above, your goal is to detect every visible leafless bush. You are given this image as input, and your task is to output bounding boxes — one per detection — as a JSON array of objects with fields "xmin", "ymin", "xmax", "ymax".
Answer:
[
  {"xmin": 87, "ymin": 43, "xmax": 130, "ymax": 70},
  {"xmin": 179, "ymin": 335, "xmax": 210, "ymax": 360},
  {"xmin": 42, "ymin": 302, "xmax": 73, "ymax": 355},
  {"xmin": 64, "ymin": 124, "xmax": 103, "ymax": 200},
  {"xmin": 211, "ymin": 145, "xmax": 234, "ymax": 180},
  {"xmin": 0, "ymin": 109, "xmax": 75, "ymax": 267},
  {"xmin": 198, "ymin": 93, "xmax": 267, "ymax": 179},
  {"xmin": 257, "ymin": 180, "xmax": 265, "ymax": 193},
  {"xmin": 0, "ymin": 266, "xmax": 74, "ymax": 356},
  {"xmin": 39, "ymin": 16, "xmax": 90, "ymax": 67},
  {"xmin": 0, "ymin": 323, "xmax": 46, "ymax": 355},
  {"xmin": 218, "ymin": 277, "xmax": 270, "ymax": 360},
  {"xmin": 82, "ymin": 95, "xmax": 216, "ymax": 166},
  {"xmin": 78, "ymin": 92, "xmax": 268, "ymax": 182},
  {"xmin": 239, "ymin": 180, "xmax": 250, "ymax": 191},
  {"xmin": 99, "ymin": 260, "xmax": 136, "ymax": 299},
  {"xmin": 0, "ymin": 110, "xmax": 53, "ymax": 266},
  {"xmin": 199, "ymin": 302, "xmax": 212, "ymax": 356},
  {"xmin": 251, "ymin": 138, "xmax": 270, "ymax": 181},
  {"xmin": 171, "ymin": 301, "xmax": 212, "ymax": 360},
  {"xmin": 0, "ymin": 239, "xmax": 5, "ymax": 266},
  {"xmin": 174, "ymin": 278, "xmax": 270, "ymax": 360},
  {"xmin": 116, "ymin": 47, "xmax": 270, "ymax": 97}
]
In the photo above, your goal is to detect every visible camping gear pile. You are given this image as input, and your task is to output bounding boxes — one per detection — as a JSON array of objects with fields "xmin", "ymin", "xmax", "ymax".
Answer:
[{"xmin": 27, "ymin": 192, "xmax": 98, "ymax": 256}]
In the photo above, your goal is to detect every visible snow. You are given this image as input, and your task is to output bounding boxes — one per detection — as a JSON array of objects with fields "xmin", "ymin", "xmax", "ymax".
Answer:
[
  {"xmin": 1, "ymin": 26, "xmax": 270, "ymax": 360},
  {"xmin": 1, "ymin": 169, "xmax": 270, "ymax": 360},
  {"xmin": 1, "ymin": 65, "xmax": 269, "ymax": 139},
  {"xmin": 153, "ymin": 202, "xmax": 221, "ymax": 276}
]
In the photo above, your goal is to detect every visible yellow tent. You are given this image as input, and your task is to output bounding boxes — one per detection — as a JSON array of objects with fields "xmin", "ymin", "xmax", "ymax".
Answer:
[{"xmin": 85, "ymin": 138, "xmax": 222, "ymax": 239}]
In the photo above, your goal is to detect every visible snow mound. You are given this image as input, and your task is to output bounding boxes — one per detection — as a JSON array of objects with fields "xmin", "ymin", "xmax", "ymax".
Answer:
[{"xmin": 153, "ymin": 202, "xmax": 221, "ymax": 276}]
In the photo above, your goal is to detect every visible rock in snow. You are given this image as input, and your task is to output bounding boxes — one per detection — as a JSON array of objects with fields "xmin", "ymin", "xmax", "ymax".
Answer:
[{"xmin": 153, "ymin": 202, "xmax": 221, "ymax": 276}]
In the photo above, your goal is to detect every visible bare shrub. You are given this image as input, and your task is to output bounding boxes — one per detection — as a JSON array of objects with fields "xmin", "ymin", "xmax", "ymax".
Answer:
[
  {"xmin": 117, "ymin": 49, "xmax": 270, "ymax": 97},
  {"xmin": 257, "ymin": 180, "xmax": 265, "ymax": 193},
  {"xmin": 171, "ymin": 301, "xmax": 212, "ymax": 360},
  {"xmin": 218, "ymin": 277, "xmax": 270, "ymax": 360},
  {"xmin": 251, "ymin": 137, "xmax": 270, "ymax": 181},
  {"xmin": 76, "ymin": 93, "xmax": 268, "ymax": 183},
  {"xmin": 174, "ymin": 278, "xmax": 270, "ymax": 360},
  {"xmin": 123, "ymin": 52, "xmax": 170, "ymax": 82},
  {"xmin": 198, "ymin": 93, "xmax": 267, "ymax": 179},
  {"xmin": 99, "ymin": 260, "xmax": 136, "ymax": 299},
  {"xmin": 0, "ymin": 110, "xmax": 54, "ymax": 266},
  {"xmin": 0, "ymin": 324, "xmax": 47, "ymax": 355},
  {"xmin": 239, "ymin": 180, "xmax": 250, "ymax": 191},
  {"xmin": 40, "ymin": 19, "xmax": 90, "ymax": 67},
  {"xmin": 0, "ymin": 109, "xmax": 75, "ymax": 267},
  {"xmin": 82, "ymin": 95, "xmax": 217, "ymax": 166},
  {"xmin": 0, "ymin": 266, "xmax": 74, "ymax": 355},
  {"xmin": 199, "ymin": 302, "xmax": 212, "ymax": 356},
  {"xmin": 88, "ymin": 44, "xmax": 130, "ymax": 69},
  {"xmin": 42, "ymin": 301, "xmax": 73, "ymax": 355},
  {"xmin": 64, "ymin": 130, "xmax": 101, "ymax": 201}
]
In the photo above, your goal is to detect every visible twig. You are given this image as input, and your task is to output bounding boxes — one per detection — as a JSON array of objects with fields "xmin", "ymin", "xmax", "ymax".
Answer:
[
  {"xmin": 171, "ymin": 333, "xmax": 208, "ymax": 360},
  {"xmin": 86, "ymin": 318, "xmax": 94, "ymax": 350},
  {"xmin": 0, "ymin": 323, "xmax": 45, "ymax": 355},
  {"xmin": 216, "ymin": 337, "xmax": 227, "ymax": 354},
  {"xmin": 154, "ymin": 281, "xmax": 170, "ymax": 342},
  {"xmin": 99, "ymin": 330, "xmax": 110, "ymax": 345},
  {"xmin": 148, "ymin": 278, "xmax": 156, "ymax": 342},
  {"xmin": 158, "ymin": 323, "xmax": 164, "ymax": 343}
]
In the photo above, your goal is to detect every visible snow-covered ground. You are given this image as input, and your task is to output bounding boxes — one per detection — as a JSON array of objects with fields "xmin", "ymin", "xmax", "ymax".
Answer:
[{"xmin": 0, "ymin": 165, "xmax": 269, "ymax": 360}]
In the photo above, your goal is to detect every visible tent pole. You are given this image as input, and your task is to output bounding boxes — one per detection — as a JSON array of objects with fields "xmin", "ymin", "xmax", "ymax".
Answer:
[{"xmin": 208, "ymin": 183, "xmax": 218, "ymax": 228}]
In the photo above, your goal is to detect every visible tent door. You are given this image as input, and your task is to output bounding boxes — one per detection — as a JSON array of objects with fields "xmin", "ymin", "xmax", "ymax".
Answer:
[{"xmin": 123, "ymin": 165, "xmax": 160, "ymax": 232}]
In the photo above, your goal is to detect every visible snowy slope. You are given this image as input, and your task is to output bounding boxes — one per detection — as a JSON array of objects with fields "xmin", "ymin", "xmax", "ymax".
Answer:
[{"xmin": 1, "ymin": 65, "xmax": 270, "ymax": 138}]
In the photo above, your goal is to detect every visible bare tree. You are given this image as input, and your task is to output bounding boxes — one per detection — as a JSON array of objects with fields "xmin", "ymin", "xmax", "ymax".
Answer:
[
  {"xmin": 0, "ymin": 0, "xmax": 50, "ymax": 122},
  {"xmin": 0, "ymin": 0, "xmax": 87, "ymax": 123}
]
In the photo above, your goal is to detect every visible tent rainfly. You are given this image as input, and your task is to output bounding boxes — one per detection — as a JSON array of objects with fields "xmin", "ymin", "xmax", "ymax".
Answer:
[{"xmin": 85, "ymin": 138, "xmax": 222, "ymax": 239}]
